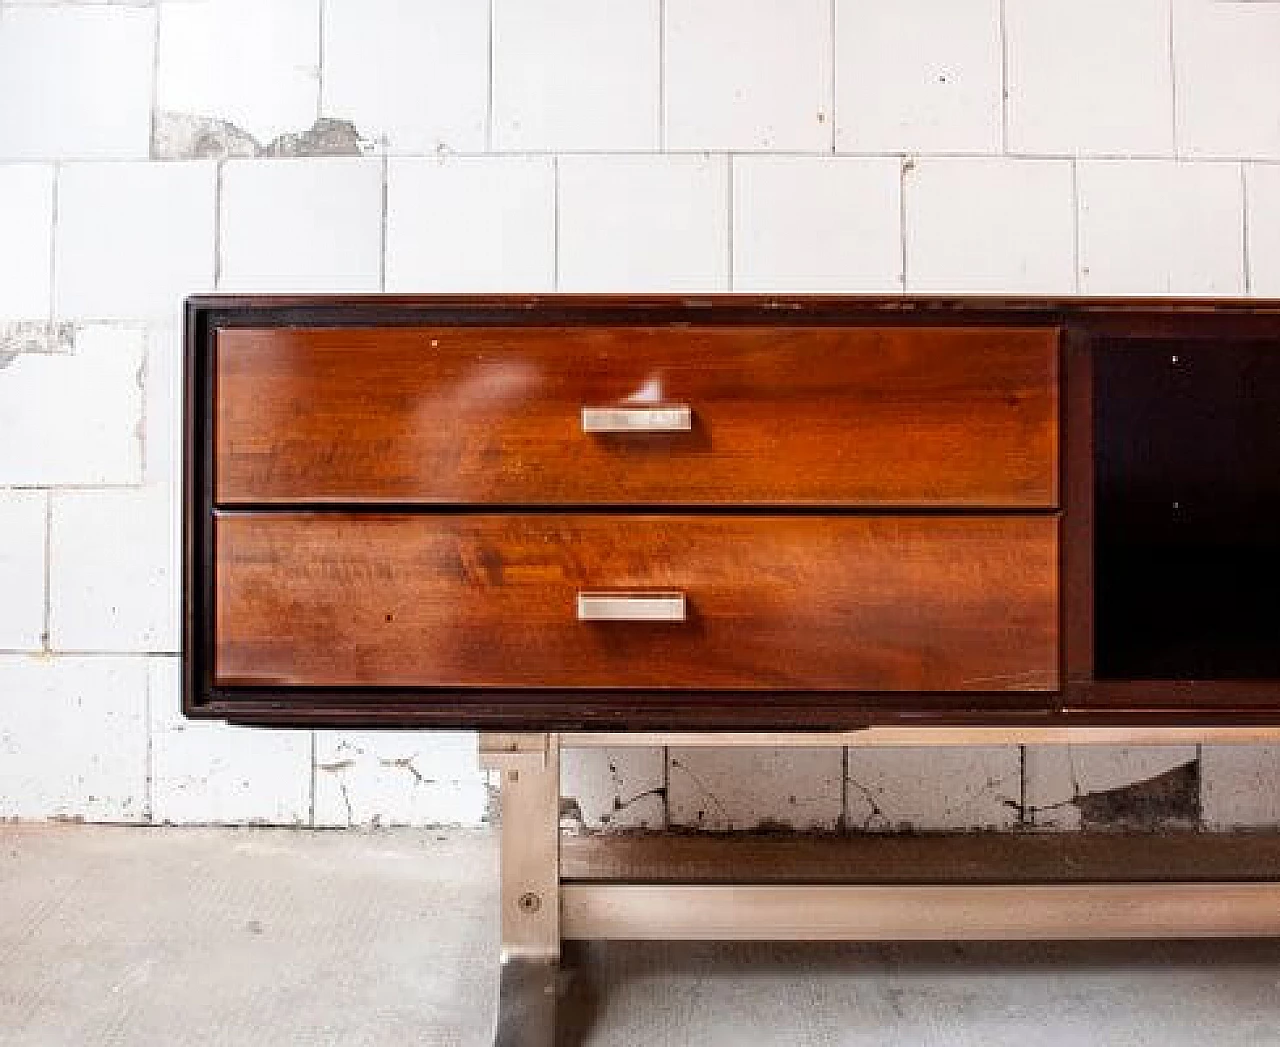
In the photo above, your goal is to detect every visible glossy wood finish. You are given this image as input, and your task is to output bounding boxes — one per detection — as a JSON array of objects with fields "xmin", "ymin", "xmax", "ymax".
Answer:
[
  {"xmin": 214, "ymin": 325, "xmax": 1060, "ymax": 507},
  {"xmin": 213, "ymin": 513, "xmax": 1060, "ymax": 692},
  {"xmin": 185, "ymin": 295, "xmax": 1280, "ymax": 729}
]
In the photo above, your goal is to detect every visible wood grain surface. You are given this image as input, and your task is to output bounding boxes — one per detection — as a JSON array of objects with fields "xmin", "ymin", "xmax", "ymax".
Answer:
[
  {"xmin": 213, "ymin": 513, "xmax": 1060, "ymax": 692},
  {"xmin": 214, "ymin": 325, "xmax": 1060, "ymax": 507}
]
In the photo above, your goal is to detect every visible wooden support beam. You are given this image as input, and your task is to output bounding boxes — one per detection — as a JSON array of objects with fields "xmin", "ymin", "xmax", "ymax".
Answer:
[
  {"xmin": 564, "ymin": 727, "xmax": 1280, "ymax": 749},
  {"xmin": 562, "ymin": 882, "xmax": 1280, "ymax": 942}
]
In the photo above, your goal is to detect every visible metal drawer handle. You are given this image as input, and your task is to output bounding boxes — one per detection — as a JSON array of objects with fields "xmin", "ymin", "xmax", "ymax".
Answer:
[
  {"xmin": 576, "ymin": 592, "xmax": 687, "ymax": 622},
  {"xmin": 581, "ymin": 405, "xmax": 692, "ymax": 433}
]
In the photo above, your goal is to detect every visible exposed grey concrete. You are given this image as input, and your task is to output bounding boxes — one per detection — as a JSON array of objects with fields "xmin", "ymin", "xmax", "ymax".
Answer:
[
  {"xmin": 0, "ymin": 827, "xmax": 497, "ymax": 1047},
  {"xmin": 4, "ymin": 827, "xmax": 1280, "ymax": 1046}
]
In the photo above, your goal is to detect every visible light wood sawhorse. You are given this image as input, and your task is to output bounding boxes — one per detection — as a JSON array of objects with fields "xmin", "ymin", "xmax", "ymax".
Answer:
[{"xmin": 479, "ymin": 728, "xmax": 1280, "ymax": 1047}]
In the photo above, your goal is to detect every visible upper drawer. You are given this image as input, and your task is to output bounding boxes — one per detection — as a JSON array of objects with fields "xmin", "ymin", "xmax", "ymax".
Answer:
[{"xmin": 213, "ymin": 325, "xmax": 1060, "ymax": 507}]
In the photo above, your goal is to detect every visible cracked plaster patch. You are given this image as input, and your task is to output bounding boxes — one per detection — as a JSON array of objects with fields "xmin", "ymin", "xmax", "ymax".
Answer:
[
  {"xmin": 561, "ymin": 747, "xmax": 666, "ymax": 832},
  {"xmin": 151, "ymin": 112, "xmax": 373, "ymax": 161},
  {"xmin": 845, "ymin": 747, "xmax": 1022, "ymax": 832},
  {"xmin": 0, "ymin": 322, "xmax": 74, "ymax": 357},
  {"xmin": 313, "ymin": 733, "xmax": 488, "ymax": 829},
  {"xmin": 667, "ymin": 747, "xmax": 843, "ymax": 832}
]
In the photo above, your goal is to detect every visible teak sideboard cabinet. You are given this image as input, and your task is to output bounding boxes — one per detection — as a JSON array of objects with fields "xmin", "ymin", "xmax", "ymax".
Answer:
[{"xmin": 183, "ymin": 295, "xmax": 1280, "ymax": 732}]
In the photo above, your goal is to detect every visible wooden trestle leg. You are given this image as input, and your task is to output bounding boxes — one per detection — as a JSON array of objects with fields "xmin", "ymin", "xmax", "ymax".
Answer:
[{"xmin": 480, "ymin": 734, "xmax": 561, "ymax": 1047}]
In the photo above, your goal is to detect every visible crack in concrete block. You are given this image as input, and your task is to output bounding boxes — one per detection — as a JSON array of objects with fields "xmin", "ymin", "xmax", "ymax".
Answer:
[
  {"xmin": 606, "ymin": 786, "xmax": 666, "ymax": 822},
  {"xmin": 668, "ymin": 748, "xmax": 844, "ymax": 832},
  {"xmin": 845, "ymin": 747, "xmax": 1022, "ymax": 832},
  {"xmin": 151, "ymin": 112, "xmax": 372, "ymax": 161},
  {"xmin": 667, "ymin": 755, "xmax": 734, "ymax": 829},
  {"xmin": 562, "ymin": 747, "xmax": 666, "ymax": 831},
  {"xmin": 846, "ymin": 774, "xmax": 890, "ymax": 831},
  {"xmin": 378, "ymin": 755, "xmax": 429, "ymax": 786},
  {"xmin": 313, "ymin": 733, "xmax": 489, "ymax": 828}
]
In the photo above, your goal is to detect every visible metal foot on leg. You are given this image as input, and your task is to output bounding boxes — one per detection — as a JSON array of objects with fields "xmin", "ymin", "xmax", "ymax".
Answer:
[
  {"xmin": 494, "ymin": 956, "xmax": 559, "ymax": 1047},
  {"xmin": 481, "ymin": 734, "xmax": 562, "ymax": 1047}
]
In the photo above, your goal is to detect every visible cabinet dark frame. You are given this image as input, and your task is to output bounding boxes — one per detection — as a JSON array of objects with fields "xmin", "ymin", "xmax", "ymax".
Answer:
[{"xmin": 184, "ymin": 295, "xmax": 1280, "ymax": 730}]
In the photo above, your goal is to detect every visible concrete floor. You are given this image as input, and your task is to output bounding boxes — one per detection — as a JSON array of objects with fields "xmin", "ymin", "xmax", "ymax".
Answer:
[{"xmin": 3, "ymin": 828, "xmax": 1280, "ymax": 1046}]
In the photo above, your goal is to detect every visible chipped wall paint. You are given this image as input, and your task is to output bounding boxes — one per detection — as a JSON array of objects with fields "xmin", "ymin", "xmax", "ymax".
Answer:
[
  {"xmin": 1022, "ymin": 747, "xmax": 1201, "ymax": 832},
  {"xmin": 151, "ymin": 114, "xmax": 370, "ymax": 161},
  {"xmin": 0, "ymin": 322, "xmax": 74, "ymax": 357}
]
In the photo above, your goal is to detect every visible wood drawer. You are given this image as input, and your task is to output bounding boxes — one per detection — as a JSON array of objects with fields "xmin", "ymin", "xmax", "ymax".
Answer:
[
  {"xmin": 214, "ymin": 326, "xmax": 1060, "ymax": 507},
  {"xmin": 213, "ymin": 513, "xmax": 1059, "ymax": 692}
]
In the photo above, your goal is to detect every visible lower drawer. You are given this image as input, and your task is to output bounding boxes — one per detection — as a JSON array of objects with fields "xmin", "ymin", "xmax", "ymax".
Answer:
[{"xmin": 213, "ymin": 514, "xmax": 1059, "ymax": 692}]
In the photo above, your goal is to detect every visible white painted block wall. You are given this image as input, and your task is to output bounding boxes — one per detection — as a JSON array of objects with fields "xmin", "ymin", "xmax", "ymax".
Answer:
[{"xmin": 1, "ymin": 0, "xmax": 1278, "ymax": 831}]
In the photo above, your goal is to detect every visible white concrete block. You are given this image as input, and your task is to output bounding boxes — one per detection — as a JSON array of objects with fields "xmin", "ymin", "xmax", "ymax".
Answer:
[
  {"xmin": 1077, "ymin": 160, "xmax": 1244, "ymax": 295},
  {"xmin": 1024, "ymin": 745, "xmax": 1198, "ymax": 831},
  {"xmin": 1175, "ymin": 0, "xmax": 1280, "ymax": 160},
  {"xmin": 1246, "ymin": 164, "xmax": 1280, "ymax": 296},
  {"xmin": 322, "ymin": 0, "xmax": 488, "ymax": 153},
  {"xmin": 836, "ymin": 0, "xmax": 1001, "ymax": 154},
  {"xmin": 314, "ymin": 732, "xmax": 489, "ymax": 827},
  {"xmin": 0, "ymin": 324, "xmax": 143, "ymax": 486},
  {"xmin": 1202, "ymin": 746, "xmax": 1280, "ymax": 830},
  {"xmin": 846, "ymin": 747, "xmax": 1021, "ymax": 831},
  {"xmin": 0, "ymin": 491, "xmax": 46, "ymax": 651},
  {"xmin": 219, "ymin": 157, "xmax": 383, "ymax": 293},
  {"xmin": 0, "ymin": 165, "xmax": 54, "ymax": 321},
  {"xmin": 492, "ymin": 0, "xmax": 659, "ymax": 151},
  {"xmin": 1006, "ymin": 0, "xmax": 1173, "ymax": 157},
  {"xmin": 156, "ymin": 0, "xmax": 320, "ymax": 145},
  {"xmin": 0, "ymin": 654, "xmax": 147, "ymax": 822},
  {"xmin": 668, "ymin": 747, "xmax": 843, "ymax": 831},
  {"xmin": 0, "ymin": 6, "xmax": 154, "ymax": 160},
  {"xmin": 561, "ymin": 747, "xmax": 665, "ymax": 831},
  {"xmin": 49, "ymin": 485, "xmax": 178, "ymax": 653},
  {"xmin": 904, "ymin": 157, "xmax": 1075, "ymax": 293},
  {"xmin": 557, "ymin": 155, "xmax": 729, "ymax": 292},
  {"xmin": 54, "ymin": 162, "xmax": 216, "ymax": 321},
  {"xmin": 143, "ymin": 323, "xmax": 181, "ymax": 487},
  {"xmin": 148, "ymin": 658, "xmax": 311, "ymax": 826},
  {"xmin": 732, "ymin": 156, "xmax": 902, "ymax": 292},
  {"xmin": 385, "ymin": 157, "xmax": 555, "ymax": 292},
  {"xmin": 665, "ymin": 0, "xmax": 831, "ymax": 151}
]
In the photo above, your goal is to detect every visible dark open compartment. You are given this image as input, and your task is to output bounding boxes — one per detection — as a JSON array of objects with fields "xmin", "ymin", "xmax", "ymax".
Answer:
[{"xmin": 1094, "ymin": 338, "xmax": 1280, "ymax": 680}]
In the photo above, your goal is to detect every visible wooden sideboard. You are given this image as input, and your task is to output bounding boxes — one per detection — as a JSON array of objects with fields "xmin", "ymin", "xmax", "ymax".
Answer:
[{"xmin": 183, "ymin": 296, "xmax": 1280, "ymax": 731}]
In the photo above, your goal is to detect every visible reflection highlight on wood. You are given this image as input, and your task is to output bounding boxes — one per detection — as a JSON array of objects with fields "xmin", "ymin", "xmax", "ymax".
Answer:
[{"xmin": 214, "ymin": 324, "xmax": 1059, "ymax": 506}]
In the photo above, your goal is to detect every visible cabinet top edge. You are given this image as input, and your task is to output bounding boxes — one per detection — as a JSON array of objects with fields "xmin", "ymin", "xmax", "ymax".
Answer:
[{"xmin": 186, "ymin": 293, "xmax": 1280, "ymax": 314}]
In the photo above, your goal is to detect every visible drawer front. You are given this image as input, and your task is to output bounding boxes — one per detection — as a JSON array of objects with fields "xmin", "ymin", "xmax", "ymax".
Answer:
[
  {"xmin": 213, "ymin": 514, "xmax": 1060, "ymax": 692},
  {"xmin": 214, "ymin": 326, "xmax": 1059, "ymax": 507}
]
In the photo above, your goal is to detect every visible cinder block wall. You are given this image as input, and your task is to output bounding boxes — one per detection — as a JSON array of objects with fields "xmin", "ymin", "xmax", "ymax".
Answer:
[{"xmin": 1, "ymin": 0, "xmax": 1278, "ymax": 831}]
